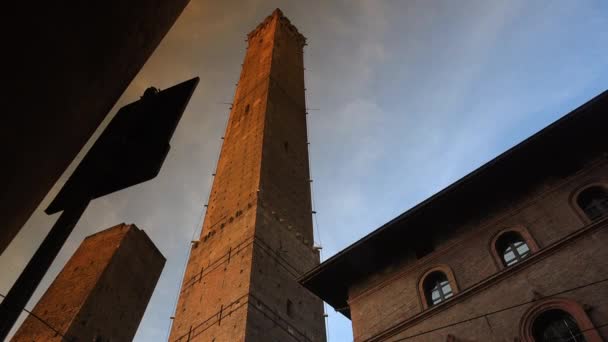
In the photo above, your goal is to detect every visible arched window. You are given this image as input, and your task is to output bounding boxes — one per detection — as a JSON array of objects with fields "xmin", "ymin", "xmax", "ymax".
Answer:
[
  {"xmin": 532, "ymin": 309, "xmax": 586, "ymax": 342},
  {"xmin": 520, "ymin": 298, "xmax": 603, "ymax": 342},
  {"xmin": 490, "ymin": 227, "xmax": 539, "ymax": 270},
  {"xmin": 495, "ymin": 231, "xmax": 531, "ymax": 267},
  {"xmin": 577, "ymin": 186, "xmax": 608, "ymax": 221},
  {"xmin": 423, "ymin": 271, "xmax": 453, "ymax": 306}
]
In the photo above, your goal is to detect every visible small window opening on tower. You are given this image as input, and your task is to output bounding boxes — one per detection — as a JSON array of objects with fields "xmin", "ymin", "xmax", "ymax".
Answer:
[
  {"xmin": 286, "ymin": 299, "xmax": 293, "ymax": 318},
  {"xmin": 245, "ymin": 104, "xmax": 250, "ymax": 114},
  {"xmin": 284, "ymin": 141, "xmax": 289, "ymax": 153}
]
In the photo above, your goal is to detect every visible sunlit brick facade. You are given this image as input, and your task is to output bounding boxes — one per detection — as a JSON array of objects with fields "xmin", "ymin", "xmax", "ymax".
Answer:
[{"xmin": 169, "ymin": 9, "xmax": 326, "ymax": 342}]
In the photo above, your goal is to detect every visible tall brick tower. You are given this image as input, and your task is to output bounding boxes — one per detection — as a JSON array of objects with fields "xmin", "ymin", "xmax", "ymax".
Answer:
[
  {"xmin": 169, "ymin": 9, "xmax": 326, "ymax": 342},
  {"xmin": 12, "ymin": 223, "xmax": 165, "ymax": 341}
]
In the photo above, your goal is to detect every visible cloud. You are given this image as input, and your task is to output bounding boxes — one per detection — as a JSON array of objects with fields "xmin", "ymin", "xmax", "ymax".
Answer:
[{"xmin": 2, "ymin": 1, "xmax": 607, "ymax": 341}]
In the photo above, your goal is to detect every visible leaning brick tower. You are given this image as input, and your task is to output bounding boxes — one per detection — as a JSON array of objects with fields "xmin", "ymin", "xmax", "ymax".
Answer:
[{"xmin": 169, "ymin": 9, "xmax": 326, "ymax": 342}]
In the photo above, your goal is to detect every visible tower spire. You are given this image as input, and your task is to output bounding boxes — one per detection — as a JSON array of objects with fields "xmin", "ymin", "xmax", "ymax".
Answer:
[
  {"xmin": 272, "ymin": 7, "xmax": 283, "ymax": 18},
  {"xmin": 169, "ymin": 10, "xmax": 326, "ymax": 342}
]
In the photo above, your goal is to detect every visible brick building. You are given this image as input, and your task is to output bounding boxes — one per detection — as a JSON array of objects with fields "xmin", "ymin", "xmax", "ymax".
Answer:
[
  {"xmin": 301, "ymin": 91, "xmax": 608, "ymax": 341},
  {"xmin": 168, "ymin": 9, "xmax": 326, "ymax": 342},
  {"xmin": 12, "ymin": 223, "xmax": 165, "ymax": 341}
]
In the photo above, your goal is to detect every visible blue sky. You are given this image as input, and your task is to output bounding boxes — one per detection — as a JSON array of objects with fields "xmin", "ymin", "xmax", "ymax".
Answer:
[{"xmin": 2, "ymin": 1, "xmax": 607, "ymax": 341}]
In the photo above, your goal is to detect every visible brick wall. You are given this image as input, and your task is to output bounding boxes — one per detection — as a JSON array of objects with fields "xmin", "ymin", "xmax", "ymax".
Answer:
[
  {"xmin": 169, "ymin": 10, "xmax": 326, "ymax": 342},
  {"xmin": 13, "ymin": 223, "xmax": 165, "ymax": 341},
  {"xmin": 348, "ymin": 159, "xmax": 608, "ymax": 341}
]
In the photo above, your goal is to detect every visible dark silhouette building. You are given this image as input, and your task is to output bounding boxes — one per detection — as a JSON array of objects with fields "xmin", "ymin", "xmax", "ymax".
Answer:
[
  {"xmin": 301, "ymin": 91, "xmax": 608, "ymax": 341},
  {"xmin": 1, "ymin": 0, "xmax": 191, "ymax": 254},
  {"xmin": 12, "ymin": 223, "xmax": 165, "ymax": 341},
  {"xmin": 169, "ymin": 9, "xmax": 326, "ymax": 342},
  {"xmin": 0, "ymin": 78, "xmax": 199, "ymax": 340}
]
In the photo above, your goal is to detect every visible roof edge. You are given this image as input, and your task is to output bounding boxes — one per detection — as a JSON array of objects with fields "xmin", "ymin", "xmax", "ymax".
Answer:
[{"xmin": 300, "ymin": 89, "xmax": 608, "ymax": 308}]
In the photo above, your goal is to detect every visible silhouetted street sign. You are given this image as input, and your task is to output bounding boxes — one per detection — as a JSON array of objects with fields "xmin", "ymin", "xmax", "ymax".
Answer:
[
  {"xmin": 46, "ymin": 77, "xmax": 200, "ymax": 214},
  {"xmin": 0, "ymin": 77, "xmax": 199, "ymax": 339}
]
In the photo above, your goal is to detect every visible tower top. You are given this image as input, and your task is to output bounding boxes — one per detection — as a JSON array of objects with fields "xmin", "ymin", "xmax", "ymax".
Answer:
[
  {"xmin": 169, "ymin": 7, "xmax": 325, "ymax": 340},
  {"xmin": 247, "ymin": 8, "xmax": 307, "ymax": 47}
]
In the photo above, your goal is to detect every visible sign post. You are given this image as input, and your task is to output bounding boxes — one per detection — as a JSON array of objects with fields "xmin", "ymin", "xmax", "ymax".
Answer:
[{"xmin": 0, "ymin": 77, "xmax": 199, "ymax": 339}]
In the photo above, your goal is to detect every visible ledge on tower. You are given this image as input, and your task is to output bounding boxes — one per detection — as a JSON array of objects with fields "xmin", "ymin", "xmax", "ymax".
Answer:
[{"xmin": 247, "ymin": 8, "xmax": 307, "ymax": 47}]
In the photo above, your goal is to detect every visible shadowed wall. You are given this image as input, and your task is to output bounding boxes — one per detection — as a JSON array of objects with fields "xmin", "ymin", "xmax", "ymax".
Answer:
[
  {"xmin": 1, "ymin": 0, "xmax": 190, "ymax": 253},
  {"xmin": 13, "ymin": 223, "xmax": 165, "ymax": 341}
]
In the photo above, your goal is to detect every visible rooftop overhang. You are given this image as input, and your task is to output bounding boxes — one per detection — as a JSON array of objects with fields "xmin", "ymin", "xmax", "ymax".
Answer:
[{"xmin": 299, "ymin": 90, "xmax": 608, "ymax": 318}]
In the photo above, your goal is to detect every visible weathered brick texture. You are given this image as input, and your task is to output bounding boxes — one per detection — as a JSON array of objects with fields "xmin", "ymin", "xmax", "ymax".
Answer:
[
  {"xmin": 169, "ymin": 9, "xmax": 326, "ymax": 342},
  {"xmin": 348, "ymin": 159, "xmax": 608, "ymax": 341},
  {"xmin": 12, "ymin": 223, "xmax": 165, "ymax": 341}
]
